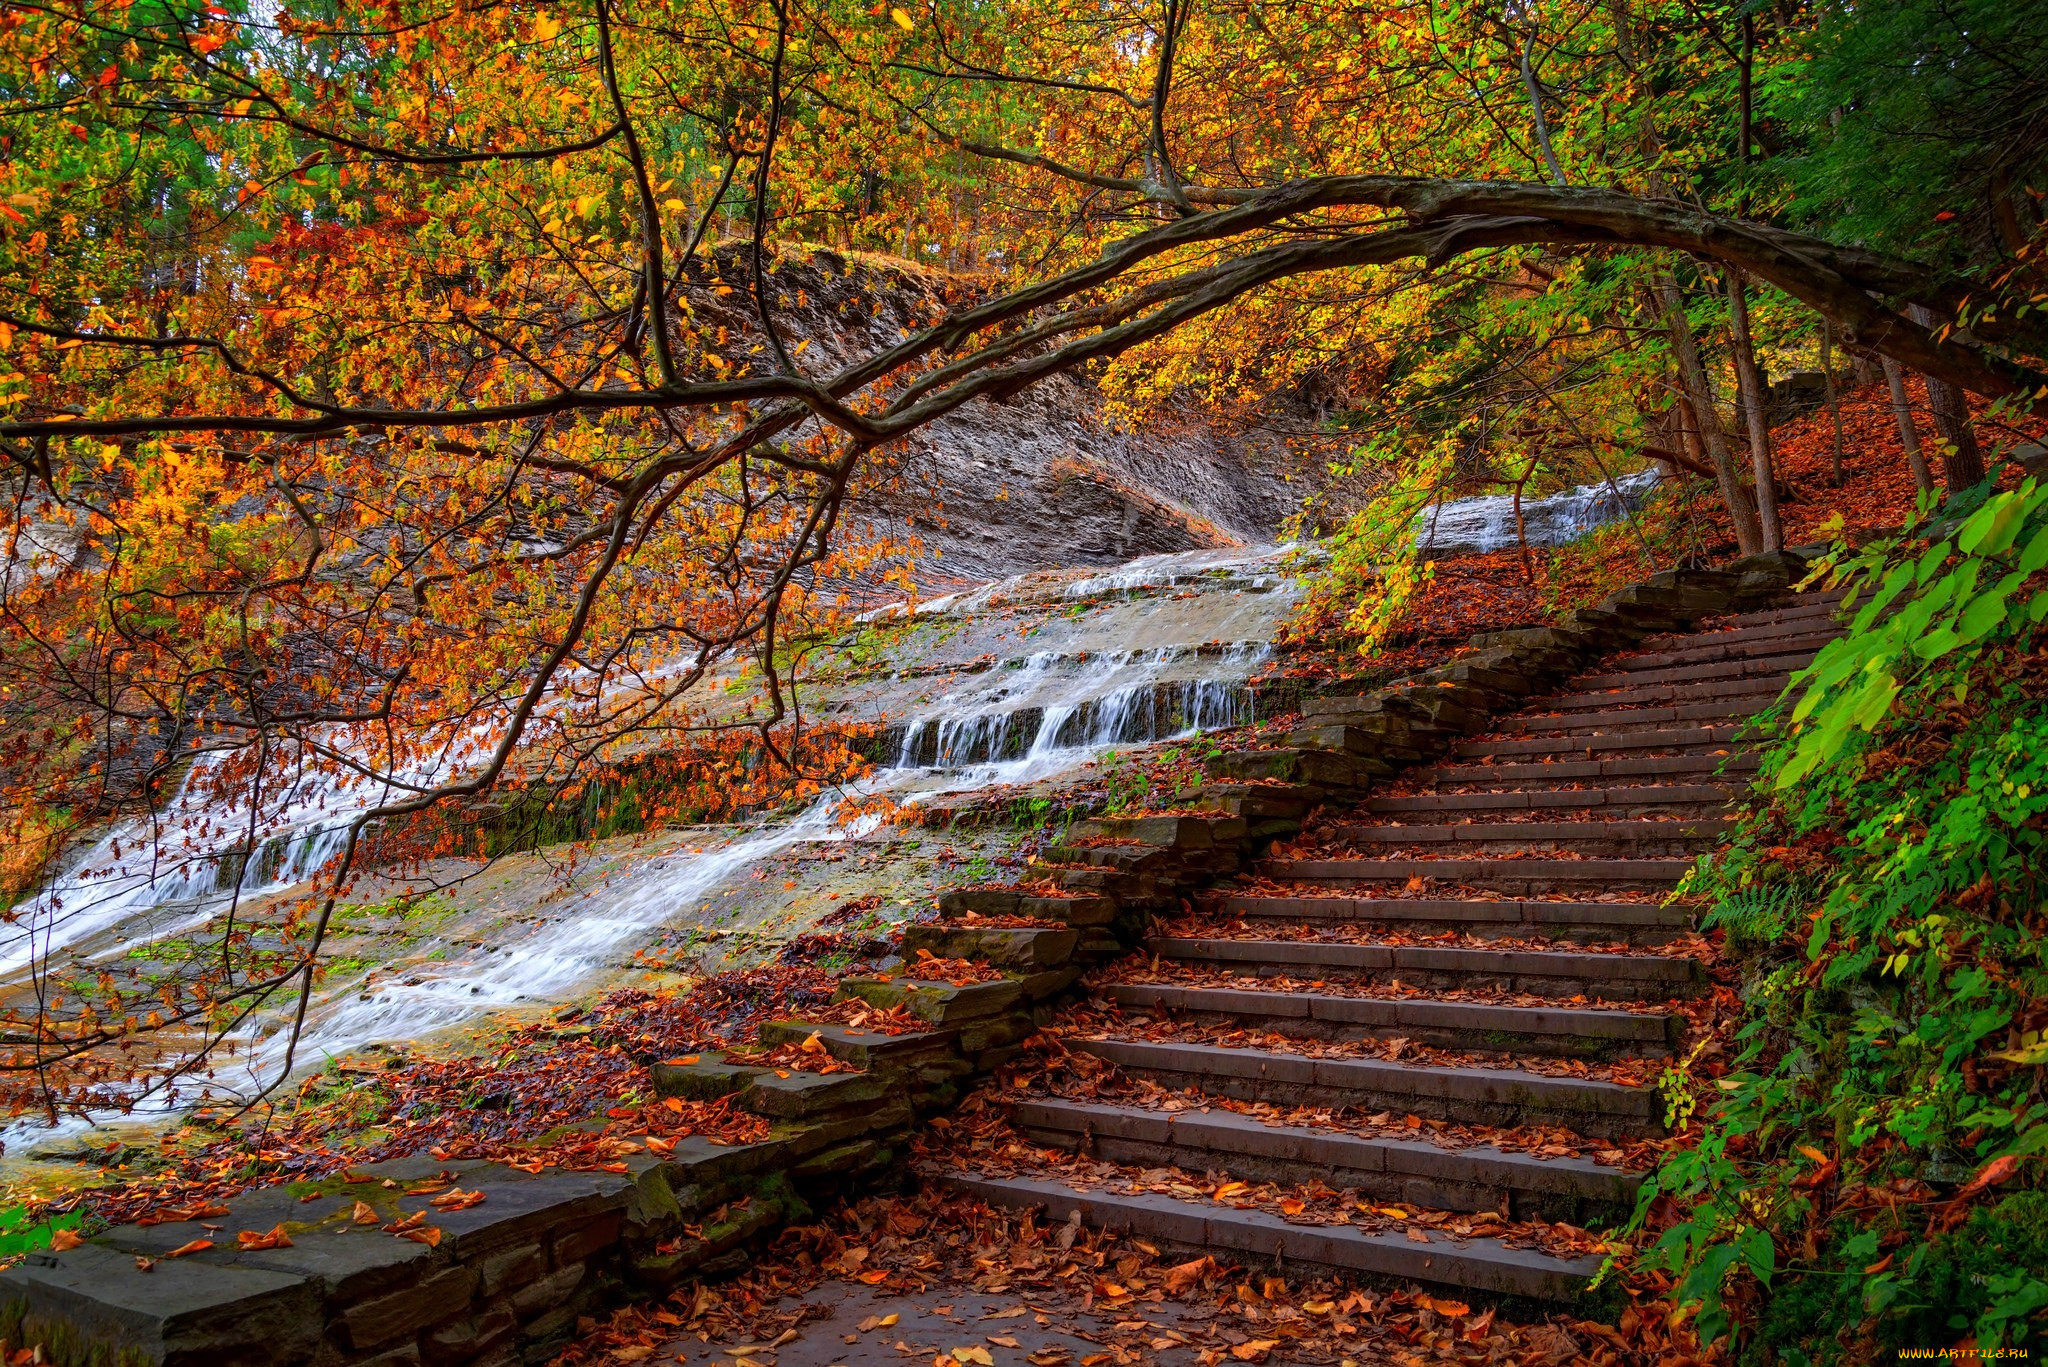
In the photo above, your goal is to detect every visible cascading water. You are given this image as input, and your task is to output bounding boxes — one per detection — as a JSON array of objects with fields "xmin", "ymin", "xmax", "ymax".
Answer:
[
  {"xmin": 4, "ymin": 544, "xmax": 1296, "ymax": 1125},
  {"xmin": 1415, "ymin": 467, "xmax": 1665, "ymax": 558}
]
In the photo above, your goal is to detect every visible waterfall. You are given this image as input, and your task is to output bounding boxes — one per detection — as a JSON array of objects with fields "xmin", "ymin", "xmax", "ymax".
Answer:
[
  {"xmin": 1415, "ymin": 468, "xmax": 1665, "ymax": 558},
  {"xmin": 2, "ymin": 544, "xmax": 1295, "ymax": 1120}
]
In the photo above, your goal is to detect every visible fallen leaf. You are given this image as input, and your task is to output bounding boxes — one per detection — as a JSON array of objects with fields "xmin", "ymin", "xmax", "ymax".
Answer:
[{"xmin": 165, "ymin": 1238, "xmax": 213, "ymax": 1258}]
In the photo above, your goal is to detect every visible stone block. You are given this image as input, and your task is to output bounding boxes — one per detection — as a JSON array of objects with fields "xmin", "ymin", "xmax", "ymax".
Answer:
[
  {"xmin": 837, "ymin": 975, "xmax": 1025, "ymax": 1023},
  {"xmin": 506, "ymin": 1262, "xmax": 586, "ymax": 1318},
  {"xmin": 547, "ymin": 1212, "xmax": 622, "ymax": 1268},
  {"xmin": 0, "ymin": 1243, "xmax": 321, "ymax": 1367},
  {"xmin": 899, "ymin": 924, "xmax": 1077, "ymax": 971},
  {"xmin": 341, "ymin": 1264, "xmax": 479, "ymax": 1351},
  {"xmin": 756, "ymin": 1020, "xmax": 958, "ymax": 1070},
  {"xmin": 475, "ymin": 1244, "xmax": 545, "ymax": 1299},
  {"xmin": 409, "ymin": 1170, "xmax": 631, "ymax": 1265},
  {"xmin": 420, "ymin": 1305, "xmax": 516, "ymax": 1365},
  {"xmin": 648, "ymin": 1052, "xmax": 769, "ymax": 1101},
  {"xmin": 739, "ymin": 1068, "xmax": 889, "ymax": 1120},
  {"xmin": 789, "ymin": 1140, "xmax": 884, "ymax": 1181},
  {"xmin": 1014, "ymin": 964, "xmax": 1084, "ymax": 1001}
]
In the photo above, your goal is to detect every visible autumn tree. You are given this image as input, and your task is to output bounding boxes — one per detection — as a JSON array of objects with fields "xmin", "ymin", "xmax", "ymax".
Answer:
[{"xmin": 0, "ymin": 0, "xmax": 2042, "ymax": 1110}]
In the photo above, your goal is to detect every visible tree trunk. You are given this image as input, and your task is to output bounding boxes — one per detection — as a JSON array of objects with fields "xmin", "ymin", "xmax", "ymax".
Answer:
[
  {"xmin": 1659, "ymin": 275, "xmax": 1763, "ymax": 554},
  {"xmin": 1820, "ymin": 320, "xmax": 1845, "ymax": 485},
  {"xmin": 1880, "ymin": 355, "xmax": 1935, "ymax": 493},
  {"xmin": 1723, "ymin": 268, "xmax": 1783, "ymax": 550},
  {"xmin": 1909, "ymin": 304, "xmax": 1988, "ymax": 489}
]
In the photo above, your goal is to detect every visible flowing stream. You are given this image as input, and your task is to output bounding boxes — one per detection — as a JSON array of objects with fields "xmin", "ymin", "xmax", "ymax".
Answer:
[{"xmin": 4, "ymin": 544, "xmax": 1298, "ymax": 1127}]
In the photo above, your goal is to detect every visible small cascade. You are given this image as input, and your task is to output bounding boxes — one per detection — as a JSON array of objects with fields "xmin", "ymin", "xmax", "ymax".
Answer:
[
  {"xmin": 1416, "ymin": 467, "xmax": 1665, "ymax": 558},
  {"xmin": 3, "ymin": 543, "xmax": 1297, "ymax": 1120}
]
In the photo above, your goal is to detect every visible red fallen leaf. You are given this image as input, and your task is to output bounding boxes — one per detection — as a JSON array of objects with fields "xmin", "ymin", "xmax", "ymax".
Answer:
[
  {"xmin": 605, "ymin": 1106, "xmax": 637, "ymax": 1120},
  {"xmin": 1957, "ymin": 1153, "xmax": 2022, "ymax": 1199},
  {"xmin": 165, "ymin": 1238, "xmax": 213, "ymax": 1258}
]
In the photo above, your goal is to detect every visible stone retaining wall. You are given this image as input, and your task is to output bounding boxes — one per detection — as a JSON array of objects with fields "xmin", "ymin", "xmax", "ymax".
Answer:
[{"xmin": 0, "ymin": 550, "xmax": 1816, "ymax": 1367}]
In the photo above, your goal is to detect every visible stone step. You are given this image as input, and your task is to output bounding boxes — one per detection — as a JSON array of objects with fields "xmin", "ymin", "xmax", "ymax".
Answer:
[
  {"xmin": 1602, "ymin": 634, "xmax": 1835, "ymax": 672},
  {"xmin": 1364, "ymin": 784, "xmax": 1738, "ymax": 819},
  {"xmin": 1143, "ymin": 936, "xmax": 1706, "ymax": 1001},
  {"xmin": 1533, "ymin": 674, "xmax": 1790, "ymax": 715},
  {"xmin": 1099, "ymin": 982, "xmax": 1682, "ymax": 1057},
  {"xmin": 1495, "ymin": 698, "xmax": 1772, "ymax": 735},
  {"xmin": 1325, "ymin": 817, "xmax": 1729, "ymax": 856},
  {"xmin": 1449, "ymin": 725, "xmax": 1754, "ymax": 761},
  {"xmin": 1410, "ymin": 752, "xmax": 1762, "ymax": 791},
  {"xmin": 1012, "ymin": 1098, "xmax": 1643, "ymax": 1222},
  {"xmin": 1667, "ymin": 598, "xmax": 1844, "ymax": 634},
  {"xmin": 1258, "ymin": 857, "xmax": 1692, "ymax": 894},
  {"xmin": 1642, "ymin": 612, "xmax": 1842, "ymax": 649},
  {"xmin": 1215, "ymin": 892, "xmax": 1694, "ymax": 944},
  {"xmin": 1074, "ymin": 1037, "xmax": 1663, "ymax": 1138},
  {"xmin": 1566, "ymin": 653, "xmax": 1818, "ymax": 692},
  {"xmin": 942, "ymin": 1172, "xmax": 1603, "ymax": 1303}
]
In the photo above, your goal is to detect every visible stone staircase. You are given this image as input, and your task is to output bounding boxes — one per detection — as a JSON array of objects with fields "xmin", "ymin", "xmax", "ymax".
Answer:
[{"xmin": 937, "ymin": 587, "xmax": 1844, "ymax": 1307}]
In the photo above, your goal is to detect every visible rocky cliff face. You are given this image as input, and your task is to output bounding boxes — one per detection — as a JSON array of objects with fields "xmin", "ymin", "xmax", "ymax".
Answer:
[{"xmin": 683, "ymin": 245, "xmax": 1327, "ymax": 583}]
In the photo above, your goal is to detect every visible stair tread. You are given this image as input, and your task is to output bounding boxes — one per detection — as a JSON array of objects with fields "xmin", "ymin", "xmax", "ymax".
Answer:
[
  {"xmin": 1262, "ymin": 857, "xmax": 1694, "ymax": 881},
  {"xmin": 1076, "ymin": 1036, "xmax": 1661, "ymax": 1112},
  {"xmin": 1144, "ymin": 936, "xmax": 1704, "ymax": 981},
  {"xmin": 1220, "ymin": 892, "xmax": 1694, "ymax": 926},
  {"xmin": 1101, "ymin": 981, "xmax": 1679, "ymax": 1039},
  {"xmin": 942, "ymin": 1171, "xmax": 1602, "ymax": 1301},
  {"xmin": 1365, "ymin": 784, "xmax": 1738, "ymax": 812},
  {"xmin": 1013, "ymin": 1097, "xmax": 1643, "ymax": 1194}
]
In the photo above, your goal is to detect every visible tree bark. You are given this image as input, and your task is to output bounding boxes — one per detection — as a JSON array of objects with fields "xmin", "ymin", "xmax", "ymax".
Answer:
[
  {"xmin": 1820, "ymin": 319, "xmax": 1845, "ymax": 485},
  {"xmin": 1909, "ymin": 304, "xmax": 1988, "ymax": 489},
  {"xmin": 1659, "ymin": 275, "xmax": 1763, "ymax": 553},
  {"xmin": 1723, "ymin": 268, "xmax": 1782, "ymax": 550},
  {"xmin": 1880, "ymin": 355, "xmax": 1935, "ymax": 493}
]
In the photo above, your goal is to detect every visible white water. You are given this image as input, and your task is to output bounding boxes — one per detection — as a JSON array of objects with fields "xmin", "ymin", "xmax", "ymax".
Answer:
[
  {"xmin": 1416, "ymin": 467, "xmax": 1664, "ymax": 557},
  {"xmin": 6, "ymin": 544, "xmax": 1292, "ymax": 1126}
]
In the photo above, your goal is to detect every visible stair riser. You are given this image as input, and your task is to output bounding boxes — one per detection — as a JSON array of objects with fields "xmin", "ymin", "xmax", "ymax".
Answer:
[
  {"xmin": 1149, "ymin": 959, "xmax": 1702, "ymax": 1003},
  {"xmin": 1452, "ymin": 732, "xmax": 1758, "ymax": 761},
  {"xmin": 1088, "ymin": 1056, "xmax": 1655, "ymax": 1140},
  {"xmin": 1259, "ymin": 864, "xmax": 1690, "ymax": 895},
  {"xmin": 1215, "ymin": 896, "xmax": 1694, "ymax": 945},
  {"xmin": 1017, "ymin": 1127, "xmax": 1635, "ymax": 1225},
  {"xmin": 1538, "ymin": 679, "xmax": 1790, "ymax": 714},
  {"xmin": 1417, "ymin": 755, "xmax": 1761, "ymax": 790},
  {"xmin": 1330, "ymin": 832, "xmax": 1722, "ymax": 857},
  {"xmin": 1366, "ymin": 787, "xmax": 1737, "ymax": 819},
  {"xmin": 1365, "ymin": 798, "xmax": 1734, "ymax": 820},
  {"xmin": 1498, "ymin": 701, "xmax": 1773, "ymax": 734},
  {"xmin": 944, "ymin": 1174, "xmax": 1602, "ymax": 1304},
  {"xmin": 1603, "ymin": 633, "xmax": 1839, "ymax": 670},
  {"xmin": 1103, "ymin": 998, "xmax": 1674, "ymax": 1060},
  {"xmin": 1569, "ymin": 656, "xmax": 1815, "ymax": 691}
]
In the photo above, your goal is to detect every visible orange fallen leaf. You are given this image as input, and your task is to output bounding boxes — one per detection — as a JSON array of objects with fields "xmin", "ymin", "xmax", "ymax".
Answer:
[
  {"xmin": 49, "ymin": 1228, "xmax": 84, "ymax": 1252},
  {"xmin": 352, "ymin": 1201, "xmax": 380, "ymax": 1226},
  {"xmin": 165, "ymin": 1238, "xmax": 213, "ymax": 1258},
  {"xmin": 398, "ymin": 1226, "xmax": 443, "ymax": 1247},
  {"xmin": 236, "ymin": 1225, "xmax": 293, "ymax": 1251}
]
